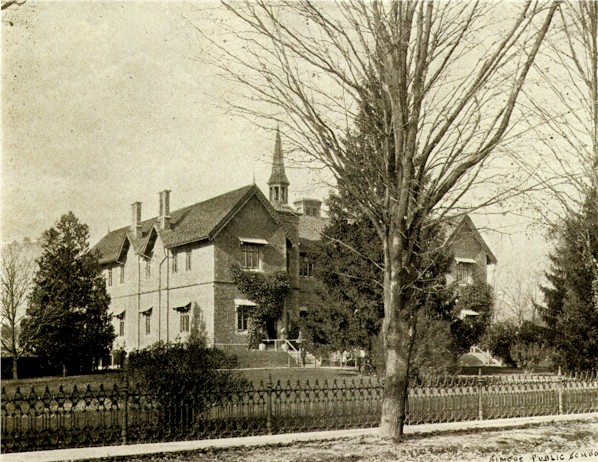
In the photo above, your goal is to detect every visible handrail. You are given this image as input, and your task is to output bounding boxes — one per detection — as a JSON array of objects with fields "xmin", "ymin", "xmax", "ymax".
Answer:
[{"xmin": 262, "ymin": 338, "xmax": 301, "ymax": 353}]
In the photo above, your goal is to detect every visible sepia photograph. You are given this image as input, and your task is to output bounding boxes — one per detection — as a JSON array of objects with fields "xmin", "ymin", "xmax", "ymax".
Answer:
[{"xmin": 1, "ymin": 1, "xmax": 597, "ymax": 461}]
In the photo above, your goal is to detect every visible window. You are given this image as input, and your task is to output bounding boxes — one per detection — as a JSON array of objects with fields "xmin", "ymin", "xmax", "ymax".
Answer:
[
  {"xmin": 241, "ymin": 244, "xmax": 261, "ymax": 270},
  {"xmin": 120, "ymin": 266, "xmax": 125, "ymax": 284},
  {"xmin": 145, "ymin": 257, "xmax": 151, "ymax": 279},
  {"xmin": 145, "ymin": 313, "xmax": 151, "ymax": 335},
  {"xmin": 180, "ymin": 311, "xmax": 190, "ymax": 333},
  {"xmin": 172, "ymin": 250, "xmax": 178, "ymax": 273},
  {"xmin": 107, "ymin": 268, "xmax": 113, "ymax": 286},
  {"xmin": 115, "ymin": 311, "xmax": 125, "ymax": 337},
  {"xmin": 174, "ymin": 303, "xmax": 191, "ymax": 332},
  {"xmin": 237, "ymin": 305, "xmax": 250, "ymax": 332},
  {"xmin": 299, "ymin": 253, "xmax": 313, "ymax": 278},
  {"xmin": 186, "ymin": 248, "xmax": 192, "ymax": 271},
  {"xmin": 456, "ymin": 262, "xmax": 475, "ymax": 285},
  {"xmin": 234, "ymin": 299, "xmax": 256, "ymax": 333}
]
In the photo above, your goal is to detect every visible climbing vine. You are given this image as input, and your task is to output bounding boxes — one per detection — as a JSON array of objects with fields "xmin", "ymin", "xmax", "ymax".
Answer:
[{"xmin": 230, "ymin": 264, "xmax": 291, "ymax": 349}]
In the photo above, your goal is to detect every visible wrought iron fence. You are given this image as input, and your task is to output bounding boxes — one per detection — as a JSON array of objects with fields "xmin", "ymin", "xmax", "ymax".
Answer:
[{"xmin": 2, "ymin": 371, "xmax": 597, "ymax": 453}]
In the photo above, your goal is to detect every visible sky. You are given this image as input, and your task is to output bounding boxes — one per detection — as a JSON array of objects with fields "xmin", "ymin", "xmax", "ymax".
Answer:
[
  {"xmin": 1, "ymin": 1, "xmax": 554, "ymax": 317},
  {"xmin": 1, "ymin": 1, "xmax": 328, "ymax": 246}
]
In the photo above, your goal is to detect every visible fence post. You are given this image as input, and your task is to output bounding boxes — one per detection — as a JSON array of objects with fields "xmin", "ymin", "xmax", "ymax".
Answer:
[
  {"xmin": 266, "ymin": 374, "xmax": 273, "ymax": 435},
  {"xmin": 557, "ymin": 367, "xmax": 563, "ymax": 415},
  {"xmin": 121, "ymin": 374, "xmax": 129, "ymax": 445},
  {"xmin": 477, "ymin": 368, "xmax": 484, "ymax": 420}
]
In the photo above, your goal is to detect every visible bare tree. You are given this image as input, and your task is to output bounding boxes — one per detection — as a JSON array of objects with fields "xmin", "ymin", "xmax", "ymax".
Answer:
[
  {"xmin": 196, "ymin": 1, "xmax": 558, "ymax": 440},
  {"xmin": 1, "ymin": 242, "xmax": 34, "ymax": 379},
  {"xmin": 520, "ymin": 0, "xmax": 597, "ymax": 308},
  {"xmin": 493, "ymin": 255, "xmax": 543, "ymax": 326}
]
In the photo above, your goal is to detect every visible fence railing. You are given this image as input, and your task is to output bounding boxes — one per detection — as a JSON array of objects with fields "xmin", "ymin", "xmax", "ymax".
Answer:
[{"xmin": 2, "ymin": 371, "xmax": 597, "ymax": 453}]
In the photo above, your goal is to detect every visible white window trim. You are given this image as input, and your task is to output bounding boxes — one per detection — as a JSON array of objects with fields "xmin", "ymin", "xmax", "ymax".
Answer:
[
  {"xmin": 240, "ymin": 243, "xmax": 263, "ymax": 271},
  {"xmin": 238, "ymin": 237, "xmax": 269, "ymax": 245},
  {"xmin": 455, "ymin": 257, "xmax": 477, "ymax": 264},
  {"xmin": 234, "ymin": 299, "xmax": 256, "ymax": 334},
  {"xmin": 459, "ymin": 309, "xmax": 480, "ymax": 320}
]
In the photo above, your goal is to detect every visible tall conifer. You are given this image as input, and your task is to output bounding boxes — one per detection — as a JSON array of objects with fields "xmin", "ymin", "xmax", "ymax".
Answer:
[{"xmin": 21, "ymin": 212, "xmax": 115, "ymax": 375}]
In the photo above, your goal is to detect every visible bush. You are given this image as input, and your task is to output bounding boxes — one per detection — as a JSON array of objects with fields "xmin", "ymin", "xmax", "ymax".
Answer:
[
  {"xmin": 127, "ymin": 342, "xmax": 248, "ymax": 413},
  {"xmin": 482, "ymin": 320, "xmax": 555, "ymax": 370},
  {"xmin": 481, "ymin": 320, "xmax": 518, "ymax": 367}
]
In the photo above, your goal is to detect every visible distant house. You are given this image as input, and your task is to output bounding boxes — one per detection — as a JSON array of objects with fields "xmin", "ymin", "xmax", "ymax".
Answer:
[
  {"xmin": 445, "ymin": 214, "xmax": 497, "ymax": 286},
  {"xmin": 445, "ymin": 215, "xmax": 497, "ymax": 319},
  {"xmin": 93, "ymin": 131, "xmax": 495, "ymax": 364}
]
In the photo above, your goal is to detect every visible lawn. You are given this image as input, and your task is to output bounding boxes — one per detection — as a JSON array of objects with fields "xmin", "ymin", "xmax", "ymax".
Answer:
[
  {"xmin": 1, "ymin": 369, "xmax": 125, "ymax": 395},
  {"xmin": 231, "ymin": 367, "xmax": 364, "ymax": 386},
  {"xmin": 1, "ymin": 366, "xmax": 366, "ymax": 396}
]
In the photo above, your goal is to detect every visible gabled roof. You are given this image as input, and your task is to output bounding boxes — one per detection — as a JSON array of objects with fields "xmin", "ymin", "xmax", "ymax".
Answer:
[
  {"xmin": 94, "ymin": 184, "xmax": 295, "ymax": 265},
  {"xmin": 444, "ymin": 215, "xmax": 497, "ymax": 265}
]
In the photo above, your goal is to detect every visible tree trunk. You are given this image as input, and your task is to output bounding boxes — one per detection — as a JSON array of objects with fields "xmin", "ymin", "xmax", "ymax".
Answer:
[
  {"xmin": 379, "ymin": 325, "xmax": 410, "ymax": 439},
  {"xmin": 12, "ymin": 356, "xmax": 18, "ymax": 380},
  {"xmin": 379, "ymin": 238, "xmax": 414, "ymax": 440},
  {"xmin": 62, "ymin": 363, "xmax": 67, "ymax": 377}
]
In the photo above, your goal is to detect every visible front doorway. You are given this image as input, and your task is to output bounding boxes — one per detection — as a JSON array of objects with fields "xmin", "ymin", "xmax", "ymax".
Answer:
[{"xmin": 266, "ymin": 318, "xmax": 277, "ymax": 340}]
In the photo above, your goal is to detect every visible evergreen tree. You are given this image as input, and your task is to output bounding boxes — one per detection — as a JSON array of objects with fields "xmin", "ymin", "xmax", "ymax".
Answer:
[
  {"xmin": 300, "ymin": 192, "xmax": 385, "ymax": 360},
  {"xmin": 20, "ymin": 212, "xmax": 115, "ymax": 375},
  {"xmin": 538, "ymin": 190, "xmax": 598, "ymax": 372},
  {"xmin": 301, "ymin": 190, "xmax": 459, "ymax": 377}
]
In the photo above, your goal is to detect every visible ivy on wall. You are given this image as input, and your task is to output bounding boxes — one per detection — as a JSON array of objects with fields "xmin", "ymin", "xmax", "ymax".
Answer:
[{"xmin": 230, "ymin": 264, "xmax": 291, "ymax": 349}]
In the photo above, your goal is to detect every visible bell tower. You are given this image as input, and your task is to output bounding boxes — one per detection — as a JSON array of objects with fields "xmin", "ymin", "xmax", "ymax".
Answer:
[{"xmin": 268, "ymin": 127, "xmax": 290, "ymax": 206}]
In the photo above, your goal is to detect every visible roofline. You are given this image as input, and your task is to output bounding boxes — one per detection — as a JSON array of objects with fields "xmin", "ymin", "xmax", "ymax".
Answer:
[
  {"xmin": 96, "ymin": 184, "xmax": 299, "ymax": 258},
  {"xmin": 446, "ymin": 215, "xmax": 497, "ymax": 265},
  {"xmin": 164, "ymin": 236, "xmax": 209, "ymax": 250},
  {"xmin": 208, "ymin": 184, "xmax": 298, "ymax": 246}
]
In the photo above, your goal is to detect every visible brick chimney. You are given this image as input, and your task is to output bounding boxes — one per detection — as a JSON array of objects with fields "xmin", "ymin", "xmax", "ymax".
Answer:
[
  {"xmin": 131, "ymin": 201, "xmax": 142, "ymax": 238},
  {"xmin": 159, "ymin": 190, "xmax": 171, "ymax": 230}
]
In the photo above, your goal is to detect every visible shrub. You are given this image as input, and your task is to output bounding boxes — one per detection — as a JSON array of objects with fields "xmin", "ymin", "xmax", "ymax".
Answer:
[
  {"xmin": 127, "ymin": 342, "xmax": 248, "ymax": 414},
  {"xmin": 482, "ymin": 320, "xmax": 555, "ymax": 370},
  {"xmin": 481, "ymin": 320, "xmax": 518, "ymax": 367}
]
